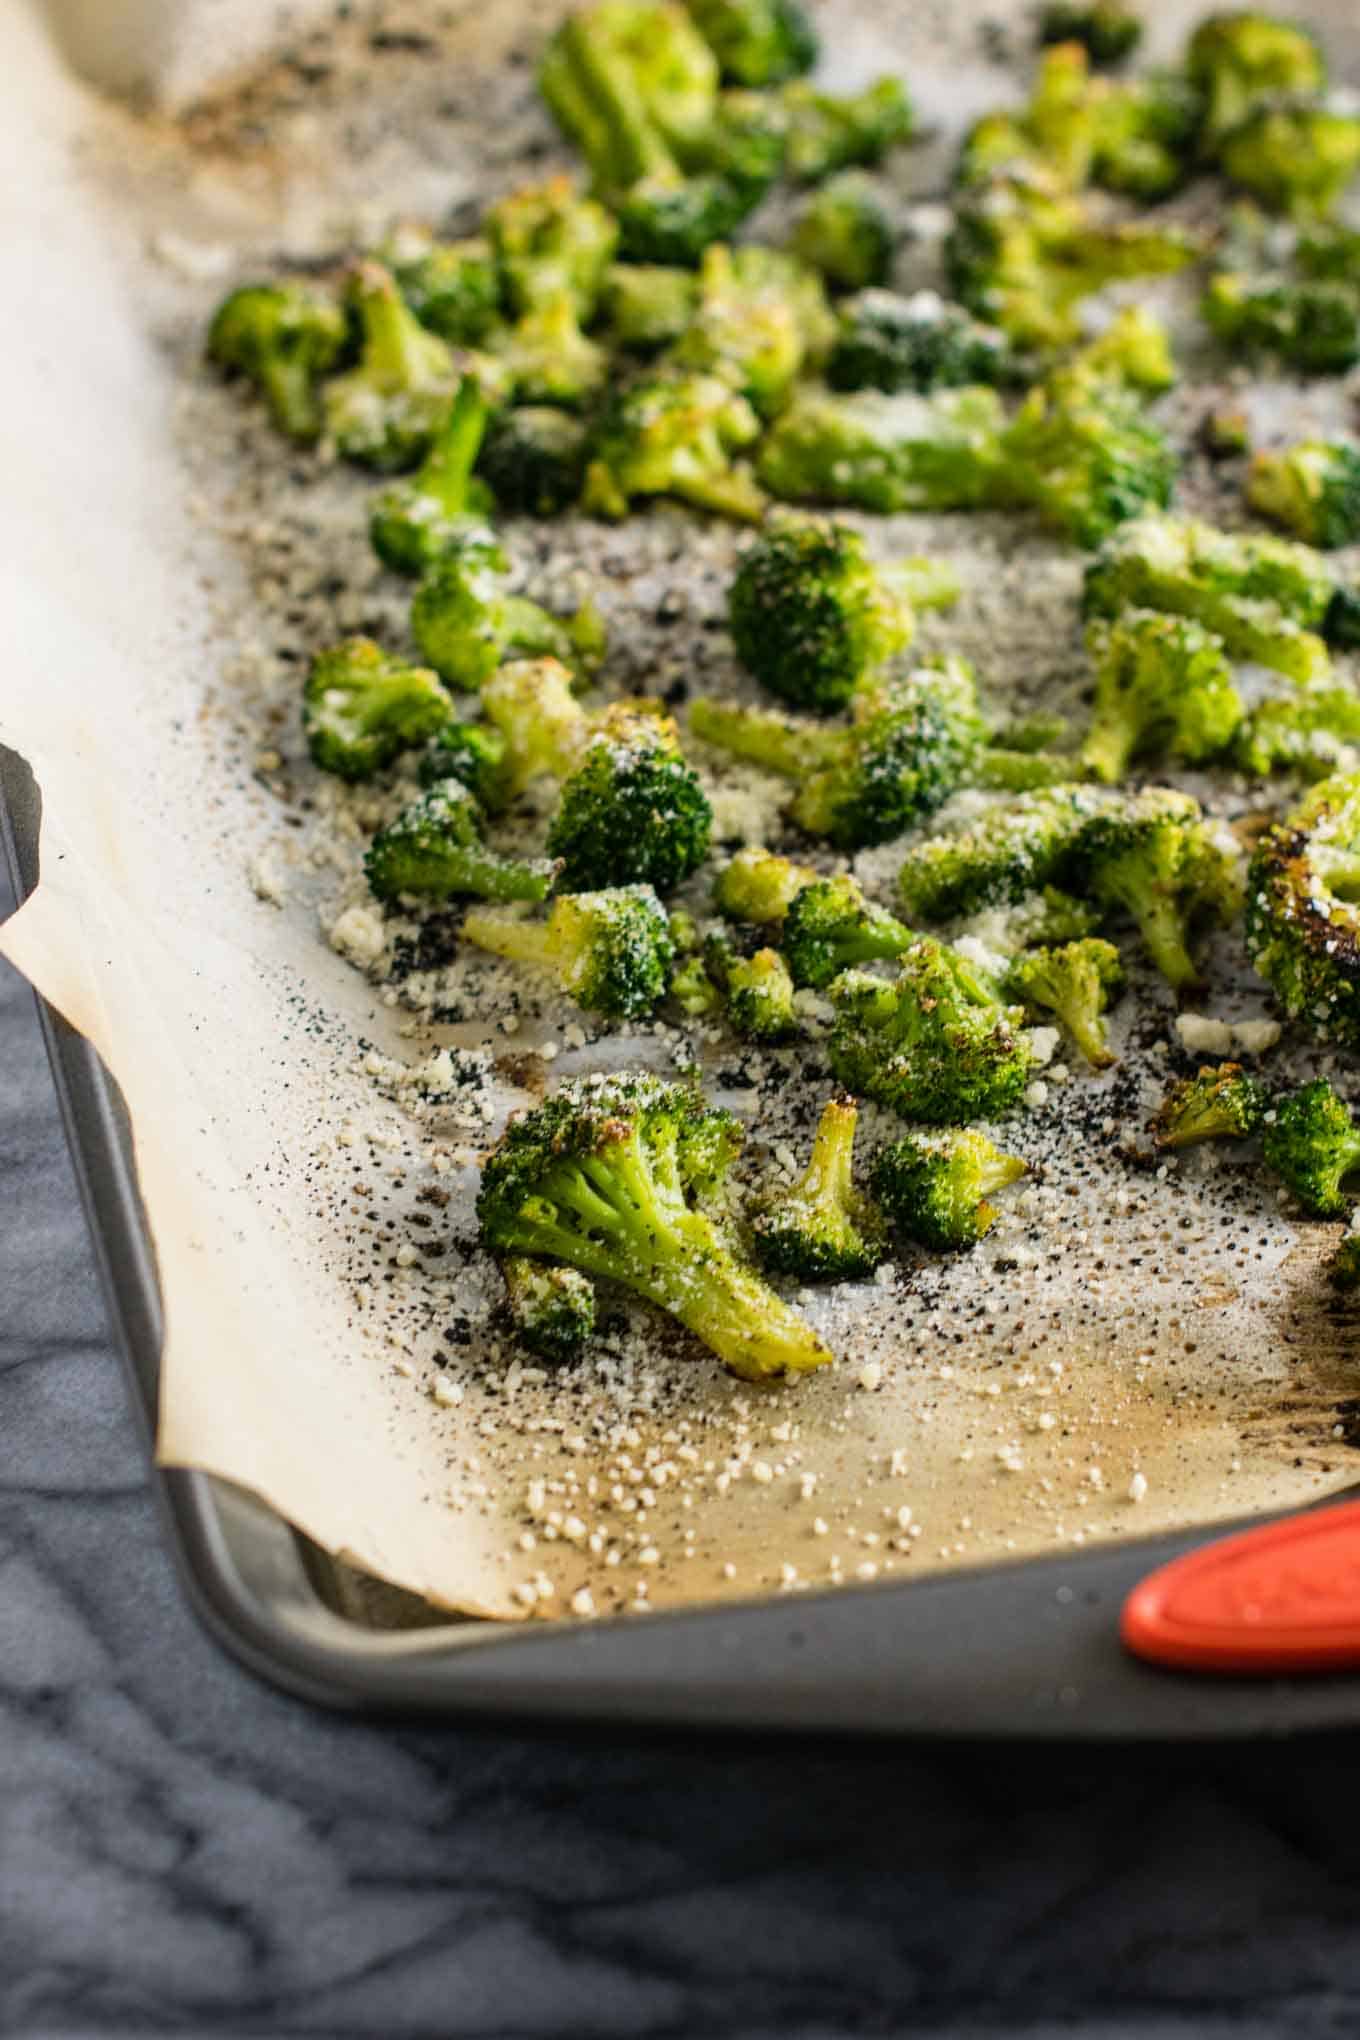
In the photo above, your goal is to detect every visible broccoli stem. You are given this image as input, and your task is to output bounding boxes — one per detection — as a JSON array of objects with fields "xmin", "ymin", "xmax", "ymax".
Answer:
[
  {"xmin": 502, "ymin": 594, "xmax": 579, "ymax": 661},
  {"xmin": 1110, "ymin": 885, "xmax": 1199, "ymax": 990},
  {"xmin": 461, "ymin": 905, "xmax": 558, "ymax": 968},
  {"xmin": 689, "ymin": 696, "xmax": 839, "ymax": 778},
  {"xmin": 355, "ymin": 262, "xmax": 442, "ymax": 386},
  {"xmin": 882, "ymin": 558, "xmax": 962, "ymax": 614},
  {"xmin": 1080, "ymin": 717, "xmax": 1137, "ymax": 786},
  {"xmin": 796, "ymin": 1096, "xmax": 858, "ymax": 1226},
  {"xmin": 674, "ymin": 467, "xmax": 769, "ymax": 522},
  {"xmin": 974, "ymin": 747, "xmax": 1086, "ymax": 791},
  {"xmin": 1049, "ymin": 985, "xmax": 1113, "ymax": 1069},
  {"xmin": 419, "ymin": 378, "xmax": 488, "ymax": 511}
]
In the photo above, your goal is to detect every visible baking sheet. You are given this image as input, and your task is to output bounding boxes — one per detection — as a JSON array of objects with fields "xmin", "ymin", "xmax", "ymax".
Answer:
[{"xmin": 4, "ymin": 0, "xmax": 1360, "ymax": 1625}]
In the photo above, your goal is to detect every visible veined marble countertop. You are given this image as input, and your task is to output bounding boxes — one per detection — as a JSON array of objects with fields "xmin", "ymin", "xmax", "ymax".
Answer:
[{"xmin": 5, "ymin": 852, "xmax": 1360, "ymax": 2040}]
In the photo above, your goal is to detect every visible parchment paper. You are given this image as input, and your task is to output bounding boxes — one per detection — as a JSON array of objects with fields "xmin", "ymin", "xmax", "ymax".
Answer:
[{"xmin": 4, "ymin": 0, "xmax": 1360, "ymax": 1624}]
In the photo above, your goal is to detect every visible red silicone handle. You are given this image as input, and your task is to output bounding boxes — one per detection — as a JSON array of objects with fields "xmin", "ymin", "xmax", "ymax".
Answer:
[{"xmin": 1122, "ymin": 1500, "xmax": 1360, "ymax": 1676}]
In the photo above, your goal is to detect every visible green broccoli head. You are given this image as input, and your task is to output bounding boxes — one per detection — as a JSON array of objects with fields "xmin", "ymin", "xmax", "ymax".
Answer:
[
  {"xmin": 480, "ymin": 657, "xmax": 590, "ymax": 798},
  {"xmin": 584, "ymin": 373, "xmax": 766, "ymax": 521},
  {"xmin": 957, "ymin": 42, "xmax": 1103, "ymax": 192},
  {"xmin": 1247, "ymin": 440, "xmax": 1360, "ymax": 551},
  {"xmin": 896, "ymin": 783, "xmax": 1125, "ymax": 920},
  {"xmin": 501, "ymin": 1256, "xmax": 597, "ymax": 1362},
  {"xmin": 670, "ymin": 243, "xmax": 835, "ymax": 419},
  {"xmin": 1153, "ymin": 1061, "xmax": 1269, "ymax": 1148},
  {"xmin": 1082, "ymin": 800, "xmax": 1243, "ymax": 992},
  {"xmin": 1080, "ymin": 610, "xmax": 1244, "ymax": 784},
  {"xmin": 462, "ymin": 886, "xmax": 677, "ymax": 1020},
  {"xmin": 476, "ymin": 405, "xmax": 589, "ymax": 516},
  {"xmin": 381, "ymin": 228, "xmax": 501, "ymax": 344},
  {"xmin": 781, "ymin": 873, "xmax": 915, "ymax": 989},
  {"xmin": 302, "ymin": 638, "xmax": 453, "ymax": 780},
  {"xmin": 1203, "ymin": 269, "xmax": 1360, "ymax": 376},
  {"xmin": 602, "ymin": 262, "xmax": 700, "ymax": 352},
  {"xmin": 324, "ymin": 262, "xmax": 470, "ymax": 471},
  {"xmin": 828, "ymin": 938, "xmax": 1034, "ymax": 1123},
  {"xmin": 683, "ymin": 0, "xmax": 817, "ymax": 84},
  {"xmin": 704, "ymin": 935, "xmax": 799, "ymax": 1040},
  {"xmin": 417, "ymin": 719, "xmax": 514, "ymax": 810},
  {"xmin": 711, "ymin": 847, "xmax": 819, "ymax": 923},
  {"xmin": 478, "ymin": 1069, "xmax": 833, "ymax": 1380},
  {"xmin": 207, "ymin": 281, "xmax": 348, "ymax": 442},
  {"xmin": 1246, "ymin": 771, "xmax": 1360, "ymax": 1046},
  {"xmin": 1219, "ymin": 103, "xmax": 1360, "ymax": 217},
  {"xmin": 872, "ymin": 1128, "xmax": 1029, "ymax": 1250},
  {"xmin": 364, "ymin": 784, "xmax": 557, "ymax": 905},
  {"xmin": 1263, "ymin": 1078, "xmax": 1360, "ymax": 1216},
  {"xmin": 757, "ymin": 384, "xmax": 1008, "ymax": 514},
  {"xmin": 1004, "ymin": 938, "xmax": 1124, "ymax": 1068},
  {"xmin": 1090, "ymin": 71, "xmax": 1202, "ymax": 200},
  {"xmin": 1038, "ymin": 2, "xmax": 1142, "ymax": 67},
  {"xmin": 484, "ymin": 174, "xmax": 619, "ymax": 321},
  {"xmin": 780, "ymin": 76, "xmax": 915, "ymax": 183},
  {"xmin": 789, "ymin": 172, "xmax": 894, "ymax": 292},
  {"xmin": 369, "ymin": 376, "xmax": 494, "ymax": 575},
  {"xmin": 727, "ymin": 517, "xmax": 958, "ymax": 712},
  {"xmin": 1235, "ymin": 686, "xmax": 1360, "ymax": 778},
  {"xmin": 752, "ymin": 1096, "xmax": 886, "ymax": 1279},
  {"xmin": 997, "ymin": 365, "xmax": 1177, "ymax": 549},
  {"xmin": 546, "ymin": 704, "xmax": 713, "ymax": 894},
  {"xmin": 669, "ymin": 950, "xmax": 723, "ymax": 1016},
  {"xmin": 1186, "ymin": 12, "xmax": 1326, "ymax": 157},
  {"xmin": 827, "ymin": 288, "xmax": 1013, "ymax": 396},
  {"xmin": 410, "ymin": 544, "xmax": 594, "ymax": 690}
]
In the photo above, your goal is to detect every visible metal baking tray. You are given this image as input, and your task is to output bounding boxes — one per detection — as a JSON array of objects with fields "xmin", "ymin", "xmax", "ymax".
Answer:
[{"xmin": 7, "ymin": 737, "xmax": 1360, "ymax": 1737}]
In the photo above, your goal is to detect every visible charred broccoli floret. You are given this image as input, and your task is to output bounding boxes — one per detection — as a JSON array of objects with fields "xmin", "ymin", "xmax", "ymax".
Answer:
[
  {"xmin": 895, "ymin": 784, "xmax": 1139, "ymax": 920},
  {"xmin": 683, "ymin": 0, "xmax": 816, "ymax": 84},
  {"xmin": 323, "ymin": 263, "xmax": 472, "ymax": 471},
  {"xmin": 206, "ymin": 281, "xmax": 347, "ymax": 442},
  {"xmin": 752, "ymin": 1096, "xmax": 885, "ymax": 1278},
  {"xmin": 1331, "ymin": 1231, "xmax": 1360, "ymax": 1288},
  {"xmin": 411, "ymin": 542, "xmax": 601, "ymax": 690},
  {"xmin": 546, "ymin": 704, "xmax": 713, "ymax": 894},
  {"xmin": 712, "ymin": 847, "xmax": 819, "ymax": 923},
  {"xmin": 780, "ymin": 76, "xmax": 914, "ymax": 183},
  {"xmin": 479, "ymin": 657, "xmax": 590, "ymax": 798},
  {"xmin": 828, "ymin": 939, "xmax": 1033, "ymax": 1123},
  {"xmin": 501, "ymin": 1257, "xmax": 597, "ymax": 1362},
  {"xmin": 1080, "ymin": 610, "xmax": 1244, "ymax": 783},
  {"xmin": 381, "ymin": 226, "xmax": 501, "ymax": 344},
  {"xmin": 1153, "ymin": 1061, "xmax": 1269, "ymax": 1148},
  {"xmin": 368, "ymin": 377, "xmax": 493, "ymax": 574},
  {"xmin": 826, "ymin": 288, "xmax": 1013, "ymax": 395},
  {"xmin": 996, "ymin": 357, "xmax": 1177, "ymax": 548},
  {"xmin": 364, "ymin": 784, "xmax": 556, "ymax": 905},
  {"xmin": 1038, "ymin": 1, "xmax": 1142, "ymax": 67},
  {"xmin": 1186, "ymin": 12, "xmax": 1325, "ymax": 159},
  {"xmin": 1245, "ymin": 772, "xmax": 1360, "ymax": 1045},
  {"xmin": 1082, "ymin": 799, "xmax": 1242, "ymax": 992},
  {"xmin": 670, "ymin": 243, "xmax": 835, "ymax": 418},
  {"xmin": 690, "ymin": 662, "xmax": 983, "ymax": 849},
  {"xmin": 790, "ymin": 172, "xmax": 894, "ymax": 291},
  {"xmin": 1234, "ymin": 686, "xmax": 1360, "ymax": 778},
  {"xmin": 703, "ymin": 934, "xmax": 799, "ymax": 1039},
  {"xmin": 1220, "ymin": 103, "xmax": 1360, "ymax": 218},
  {"xmin": 1004, "ymin": 938, "xmax": 1124, "ymax": 1068},
  {"xmin": 727, "ymin": 517, "xmax": 958, "ymax": 713},
  {"xmin": 584, "ymin": 373, "xmax": 766, "ymax": 521},
  {"xmin": 417, "ymin": 719, "xmax": 514, "ymax": 810},
  {"xmin": 873, "ymin": 1128, "xmax": 1029, "ymax": 1250},
  {"xmin": 1263, "ymin": 1078, "xmax": 1360, "ymax": 1216},
  {"xmin": 1246, "ymin": 440, "xmax": 1360, "ymax": 551},
  {"xmin": 602, "ymin": 262, "xmax": 700, "ymax": 351},
  {"xmin": 476, "ymin": 405, "xmax": 589, "ymax": 516},
  {"xmin": 781, "ymin": 873, "xmax": 915, "ymax": 988},
  {"xmin": 757, "ymin": 384, "xmax": 1007, "ymax": 513},
  {"xmin": 1083, "ymin": 513, "xmax": 1334, "ymax": 685},
  {"xmin": 462, "ymin": 886, "xmax": 676, "ymax": 1020},
  {"xmin": 302, "ymin": 638, "xmax": 452, "ymax": 780},
  {"xmin": 1202, "ymin": 270, "xmax": 1360, "ymax": 376},
  {"xmin": 477, "ymin": 1071, "xmax": 833, "ymax": 1380}
]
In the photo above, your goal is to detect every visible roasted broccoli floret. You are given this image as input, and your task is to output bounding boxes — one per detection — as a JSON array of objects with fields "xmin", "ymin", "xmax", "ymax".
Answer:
[
  {"xmin": 206, "ymin": 281, "xmax": 348, "ymax": 442},
  {"xmin": 1234, "ymin": 686, "xmax": 1360, "ymax": 778},
  {"xmin": 476, "ymin": 657, "xmax": 590, "ymax": 800},
  {"xmin": 477, "ymin": 1071, "xmax": 833, "ymax": 1380},
  {"xmin": 546, "ymin": 704, "xmax": 713, "ymax": 894},
  {"xmin": 1202, "ymin": 404, "xmax": 1251, "ymax": 457},
  {"xmin": 826, "ymin": 288, "xmax": 1013, "ymax": 395},
  {"xmin": 670, "ymin": 243, "xmax": 835, "ymax": 418},
  {"xmin": 1186, "ymin": 12, "xmax": 1325, "ymax": 159},
  {"xmin": 302, "ymin": 638, "xmax": 452, "ymax": 780},
  {"xmin": 584, "ymin": 373, "xmax": 766, "ymax": 521},
  {"xmin": 780, "ymin": 76, "xmax": 915, "ymax": 183},
  {"xmin": 781, "ymin": 873, "xmax": 915, "ymax": 989},
  {"xmin": 418, "ymin": 719, "xmax": 514, "ymax": 809},
  {"xmin": 690, "ymin": 662, "xmax": 983, "ymax": 849},
  {"xmin": 712, "ymin": 847, "xmax": 819, "ymax": 923},
  {"xmin": 462, "ymin": 886, "xmax": 676, "ymax": 1020},
  {"xmin": 895, "ymin": 783, "xmax": 1136, "ymax": 920},
  {"xmin": 996, "ymin": 359, "xmax": 1177, "ymax": 548},
  {"xmin": 364, "ymin": 784, "xmax": 556, "ymax": 905},
  {"xmin": 496, "ymin": 292, "xmax": 610, "ymax": 409},
  {"xmin": 827, "ymin": 939, "xmax": 1033, "ymax": 1122},
  {"xmin": 1245, "ymin": 772, "xmax": 1360, "ymax": 1045},
  {"xmin": 602, "ymin": 263, "xmax": 700, "ymax": 351},
  {"xmin": 485, "ymin": 174, "xmax": 618, "ymax": 321},
  {"xmin": 1263, "ymin": 1078, "xmax": 1360, "ymax": 1217},
  {"xmin": 1246, "ymin": 440, "xmax": 1360, "ymax": 551},
  {"xmin": 368, "ymin": 377, "xmax": 493, "ymax": 574},
  {"xmin": 703, "ymin": 934, "xmax": 799, "ymax": 1039},
  {"xmin": 501, "ymin": 1257, "xmax": 597, "ymax": 1361},
  {"xmin": 1083, "ymin": 513, "xmax": 1334, "ymax": 686},
  {"xmin": 758, "ymin": 384, "xmax": 1007, "ymax": 513},
  {"xmin": 727, "ymin": 517, "xmax": 958, "ymax": 713},
  {"xmin": 476, "ymin": 405, "xmax": 589, "ymax": 516},
  {"xmin": 1080, "ymin": 610, "xmax": 1244, "ymax": 783},
  {"xmin": 1202, "ymin": 270, "xmax": 1360, "ymax": 376},
  {"xmin": 683, "ymin": 0, "xmax": 816, "ymax": 84},
  {"xmin": 1082, "ymin": 800, "xmax": 1242, "ymax": 992},
  {"xmin": 669, "ymin": 950, "xmax": 723, "ymax": 1016},
  {"xmin": 1089, "ymin": 70, "xmax": 1202, "ymax": 200},
  {"xmin": 1004, "ymin": 938, "xmax": 1124, "ymax": 1068},
  {"xmin": 323, "ymin": 263, "xmax": 471, "ymax": 471},
  {"xmin": 1220, "ymin": 103, "xmax": 1360, "ymax": 218},
  {"xmin": 752, "ymin": 1097, "xmax": 885, "ymax": 1278},
  {"xmin": 1153, "ymin": 1062, "xmax": 1268, "ymax": 1148},
  {"xmin": 872, "ymin": 1128, "xmax": 1029, "ymax": 1250},
  {"xmin": 411, "ymin": 543, "xmax": 601, "ymax": 690},
  {"xmin": 381, "ymin": 227, "xmax": 501, "ymax": 344},
  {"xmin": 1038, "ymin": 1, "xmax": 1142, "ymax": 67},
  {"xmin": 957, "ymin": 41, "xmax": 1104, "ymax": 192},
  {"xmin": 789, "ymin": 172, "xmax": 894, "ymax": 291}
]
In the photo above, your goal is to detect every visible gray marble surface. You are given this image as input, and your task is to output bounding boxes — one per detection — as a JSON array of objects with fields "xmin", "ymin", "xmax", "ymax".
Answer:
[{"xmin": 6, "ymin": 849, "xmax": 1360, "ymax": 2040}]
